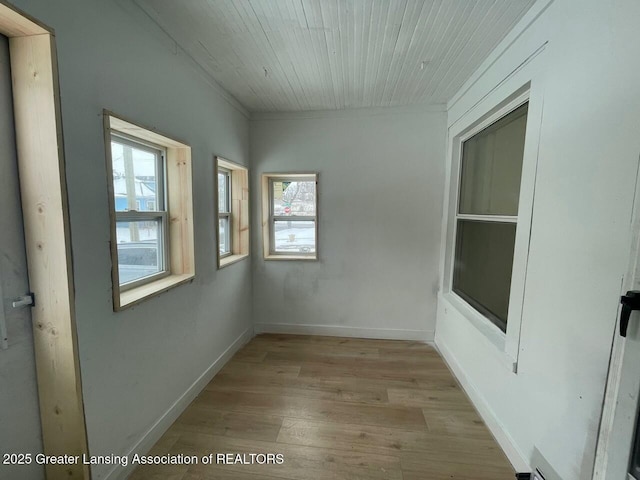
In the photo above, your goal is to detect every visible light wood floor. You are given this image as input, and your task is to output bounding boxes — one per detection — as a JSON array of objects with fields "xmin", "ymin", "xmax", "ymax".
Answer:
[{"xmin": 130, "ymin": 334, "xmax": 514, "ymax": 480}]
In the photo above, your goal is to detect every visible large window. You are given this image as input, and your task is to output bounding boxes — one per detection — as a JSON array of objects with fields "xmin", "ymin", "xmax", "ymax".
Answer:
[
  {"xmin": 261, "ymin": 173, "xmax": 318, "ymax": 260},
  {"xmin": 104, "ymin": 112, "xmax": 195, "ymax": 310},
  {"xmin": 452, "ymin": 102, "xmax": 528, "ymax": 332},
  {"xmin": 215, "ymin": 157, "xmax": 249, "ymax": 268}
]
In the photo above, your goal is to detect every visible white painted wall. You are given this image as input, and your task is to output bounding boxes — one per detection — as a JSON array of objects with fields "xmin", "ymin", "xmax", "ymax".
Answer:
[
  {"xmin": 435, "ymin": 1, "xmax": 640, "ymax": 479},
  {"xmin": 250, "ymin": 107, "xmax": 446, "ymax": 341},
  {"xmin": 7, "ymin": 1, "xmax": 252, "ymax": 479}
]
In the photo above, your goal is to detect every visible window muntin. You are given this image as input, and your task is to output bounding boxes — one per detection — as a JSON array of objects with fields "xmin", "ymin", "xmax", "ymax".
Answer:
[
  {"xmin": 217, "ymin": 168, "xmax": 231, "ymax": 257},
  {"xmin": 268, "ymin": 177, "xmax": 317, "ymax": 256},
  {"xmin": 452, "ymin": 102, "xmax": 528, "ymax": 332},
  {"xmin": 110, "ymin": 134, "xmax": 169, "ymax": 290}
]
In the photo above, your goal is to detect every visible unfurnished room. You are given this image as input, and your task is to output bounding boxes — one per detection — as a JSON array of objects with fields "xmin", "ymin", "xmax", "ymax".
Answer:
[{"xmin": 0, "ymin": 1, "xmax": 639, "ymax": 479}]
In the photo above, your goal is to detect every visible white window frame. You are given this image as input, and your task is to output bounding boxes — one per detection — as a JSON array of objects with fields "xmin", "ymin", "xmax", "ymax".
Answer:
[
  {"xmin": 261, "ymin": 173, "xmax": 319, "ymax": 261},
  {"xmin": 442, "ymin": 82, "xmax": 544, "ymax": 370},
  {"xmin": 451, "ymin": 101, "xmax": 527, "ymax": 333},
  {"xmin": 110, "ymin": 133, "xmax": 170, "ymax": 292}
]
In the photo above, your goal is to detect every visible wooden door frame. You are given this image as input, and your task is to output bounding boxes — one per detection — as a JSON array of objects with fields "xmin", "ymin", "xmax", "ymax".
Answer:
[{"xmin": 0, "ymin": 2, "xmax": 90, "ymax": 479}]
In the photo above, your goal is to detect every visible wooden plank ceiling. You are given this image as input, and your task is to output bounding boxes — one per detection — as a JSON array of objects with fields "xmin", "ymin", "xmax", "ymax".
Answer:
[{"xmin": 135, "ymin": 0, "xmax": 536, "ymax": 112}]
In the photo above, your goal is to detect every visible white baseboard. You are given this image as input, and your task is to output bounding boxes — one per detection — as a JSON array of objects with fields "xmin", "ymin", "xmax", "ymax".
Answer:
[
  {"xmin": 103, "ymin": 327, "xmax": 254, "ymax": 480},
  {"xmin": 253, "ymin": 322, "xmax": 434, "ymax": 342},
  {"xmin": 435, "ymin": 337, "xmax": 530, "ymax": 472}
]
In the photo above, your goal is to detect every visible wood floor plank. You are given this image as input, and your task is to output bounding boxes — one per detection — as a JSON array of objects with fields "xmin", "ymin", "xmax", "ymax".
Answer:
[
  {"xmin": 400, "ymin": 439, "xmax": 514, "ymax": 469},
  {"xmin": 128, "ymin": 462, "xmax": 188, "ymax": 480},
  {"xmin": 276, "ymin": 417, "xmax": 501, "ymax": 459},
  {"xmin": 182, "ymin": 469, "xmax": 286, "ymax": 480},
  {"xmin": 255, "ymin": 333, "xmax": 417, "ymax": 349},
  {"xmin": 171, "ymin": 433, "xmax": 403, "ymax": 480},
  {"xmin": 293, "ymin": 369, "xmax": 454, "ymax": 392},
  {"xmin": 402, "ymin": 464, "xmax": 514, "ymax": 480},
  {"xmin": 174, "ymin": 406, "xmax": 283, "ymax": 442},
  {"xmin": 298, "ymin": 362, "xmax": 452, "ymax": 384},
  {"xmin": 206, "ymin": 370, "xmax": 389, "ymax": 404},
  {"xmin": 147, "ymin": 428, "xmax": 182, "ymax": 455},
  {"xmin": 422, "ymin": 408, "xmax": 494, "ymax": 439},
  {"xmin": 218, "ymin": 361, "xmax": 301, "ymax": 378},
  {"xmin": 263, "ymin": 350, "xmax": 447, "ymax": 373},
  {"xmin": 388, "ymin": 387, "xmax": 473, "ymax": 410},
  {"xmin": 194, "ymin": 390, "xmax": 426, "ymax": 430},
  {"xmin": 247, "ymin": 337, "xmax": 382, "ymax": 358},
  {"xmin": 230, "ymin": 345, "xmax": 268, "ymax": 363}
]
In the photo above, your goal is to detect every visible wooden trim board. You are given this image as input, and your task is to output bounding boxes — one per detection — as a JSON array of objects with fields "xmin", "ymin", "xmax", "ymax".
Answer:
[
  {"xmin": 215, "ymin": 157, "xmax": 249, "ymax": 269},
  {"xmin": 104, "ymin": 112, "xmax": 195, "ymax": 310},
  {"xmin": 0, "ymin": 0, "xmax": 48, "ymax": 36},
  {"xmin": 1, "ymin": 2, "xmax": 91, "ymax": 478}
]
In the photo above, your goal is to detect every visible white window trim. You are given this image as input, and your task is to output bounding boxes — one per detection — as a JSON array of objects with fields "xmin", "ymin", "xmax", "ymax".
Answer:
[
  {"xmin": 215, "ymin": 157, "xmax": 250, "ymax": 269},
  {"xmin": 261, "ymin": 172, "xmax": 319, "ymax": 261},
  {"xmin": 442, "ymin": 81, "xmax": 544, "ymax": 371},
  {"xmin": 104, "ymin": 112, "xmax": 195, "ymax": 310}
]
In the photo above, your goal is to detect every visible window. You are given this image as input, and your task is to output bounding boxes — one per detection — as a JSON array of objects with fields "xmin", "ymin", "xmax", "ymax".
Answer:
[
  {"xmin": 104, "ymin": 112, "xmax": 195, "ymax": 310},
  {"xmin": 452, "ymin": 102, "xmax": 528, "ymax": 332},
  {"xmin": 217, "ymin": 167, "xmax": 231, "ymax": 257},
  {"xmin": 110, "ymin": 134, "xmax": 169, "ymax": 290},
  {"xmin": 261, "ymin": 173, "xmax": 318, "ymax": 260},
  {"xmin": 215, "ymin": 157, "xmax": 249, "ymax": 268}
]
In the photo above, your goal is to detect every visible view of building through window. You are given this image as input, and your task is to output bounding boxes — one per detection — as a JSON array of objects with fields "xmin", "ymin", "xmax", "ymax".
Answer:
[
  {"xmin": 271, "ymin": 179, "xmax": 316, "ymax": 254},
  {"xmin": 111, "ymin": 137, "xmax": 166, "ymax": 287}
]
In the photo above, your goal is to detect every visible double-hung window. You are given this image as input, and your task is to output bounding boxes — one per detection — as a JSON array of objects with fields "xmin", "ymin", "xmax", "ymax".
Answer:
[
  {"xmin": 110, "ymin": 134, "xmax": 169, "ymax": 290},
  {"xmin": 215, "ymin": 157, "xmax": 249, "ymax": 268},
  {"xmin": 105, "ymin": 112, "xmax": 195, "ymax": 310},
  {"xmin": 217, "ymin": 167, "xmax": 231, "ymax": 258},
  {"xmin": 452, "ymin": 102, "xmax": 529, "ymax": 333},
  {"xmin": 261, "ymin": 173, "xmax": 318, "ymax": 260}
]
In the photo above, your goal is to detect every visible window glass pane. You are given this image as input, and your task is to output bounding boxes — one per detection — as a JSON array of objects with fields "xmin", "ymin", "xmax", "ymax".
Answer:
[
  {"xmin": 274, "ymin": 220, "xmax": 315, "ymax": 254},
  {"xmin": 219, "ymin": 217, "xmax": 230, "ymax": 255},
  {"xmin": 116, "ymin": 219, "xmax": 162, "ymax": 285},
  {"xmin": 272, "ymin": 180, "xmax": 316, "ymax": 216},
  {"xmin": 111, "ymin": 139, "xmax": 160, "ymax": 212},
  {"xmin": 453, "ymin": 220, "xmax": 516, "ymax": 330},
  {"xmin": 459, "ymin": 103, "xmax": 528, "ymax": 216},
  {"xmin": 218, "ymin": 172, "xmax": 229, "ymax": 213}
]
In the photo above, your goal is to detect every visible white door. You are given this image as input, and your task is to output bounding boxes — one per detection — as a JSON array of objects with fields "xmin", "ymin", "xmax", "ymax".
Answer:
[
  {"xmin": 0, "ymin": 33, "xmax": 44, "ymax": 479},
  {"xmin": 595, "ymin": 156, "xmax": 640, "ymax": 479}
]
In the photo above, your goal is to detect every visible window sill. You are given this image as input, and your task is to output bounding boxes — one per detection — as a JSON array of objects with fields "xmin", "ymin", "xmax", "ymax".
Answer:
[
  {"xmin": 442, "ymin": 291, "xmax": 518, "ymax": 373},
  {"xmin": 219, "ymin": 253, "xmax": 249, "ymax": 269},
  {"xmin": 117, "ymin": 273, "xmax": 194, "ymax": 310},
  {"xmin": 264, "ymin": 254, "xmax": 318, "ymax": 261}
]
